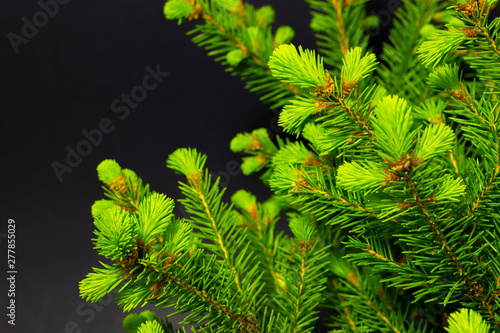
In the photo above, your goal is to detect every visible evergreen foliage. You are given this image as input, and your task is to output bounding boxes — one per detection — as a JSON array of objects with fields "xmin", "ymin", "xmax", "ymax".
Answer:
[{"xmin": 79, "ymin": 0, "xmax": 500, "ymax": 332}]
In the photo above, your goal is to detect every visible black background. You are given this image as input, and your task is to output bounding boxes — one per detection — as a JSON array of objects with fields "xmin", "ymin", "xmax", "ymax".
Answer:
[{"xmin": 1, "ymin": 1, "xmax": 396, "ymax": 332}]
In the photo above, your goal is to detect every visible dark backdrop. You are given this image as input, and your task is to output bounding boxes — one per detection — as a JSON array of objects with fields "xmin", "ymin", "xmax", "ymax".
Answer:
[{"xmin": 1, "ymin": 1, "xmax": 392, "ymax": 332}]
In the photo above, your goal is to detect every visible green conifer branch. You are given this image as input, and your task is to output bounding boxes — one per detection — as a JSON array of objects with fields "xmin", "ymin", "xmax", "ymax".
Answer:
[
  {"xmin": 267, "ymin": 34, "xmax": 500, "ymax": 328},
  {"xmin": 269, "ymin": 44, "xmax": 381, "ymax": 158},
  {"xmin": 326, "ymin": 260, "xmax": 418, "ymax": 333},
  {"xmin": 276, "ymin": 217, "xmax": 329, "ymax": 333},
  {"xmin": 427, "ymin": 64, "xmax": 500, "ymax": 219},
  {"xmin": 377, "ymin": 0, "xmax": 447, "ymax": 105},
  {"xmin": 420, "ymin": 45, "xmax": 500, "ymax": 320},
  {"xmin": 78, "ymin": 1, "xmax": 500, "ymax": 331},
  {"xmin": 231, "ymin": 190, "xmax": 288, "ymax": 294},
  {"xmin": 400, "ymin": 171, "xmax": 500, "ymax": 326},
  {"xmin": 81, "ymin": 159, "xmax": 276, "ymax": 331},
  {"xmin": 451, "ymin": 1, "xmax": 500, "ymax": 93},
  {"xmin": 230, "ymin": 127, "xmax": 279, "ymax": 179},
  {"xmin": 344, "ymin": 279, "xmax": 405, "ymax": 333},
  {"xmin": 143, "ymin": 259, "xmax": 261, "ymax": 332},
  {"xmin": 97, "ymin": 160, "xmax": 150, "ymax": 213},
  {"xmin": 166, "ymin": 148, "xmax": 245, "ymax": 293},
  {"xmin": 306, "ymin": 0, "xmax": 372, "ymax": 74}
]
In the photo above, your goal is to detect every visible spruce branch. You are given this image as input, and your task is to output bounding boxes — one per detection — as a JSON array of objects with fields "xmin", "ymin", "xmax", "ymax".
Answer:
[
  {"xmin": 267, "ymin": 29, "xmax": 500, "ymax": 330},
  {"xmin": 143, "ymin": 259, "xmax": 262, "ymax": 333},
  {"xmin": 268, "ymin": 43, "xmax": 327, "ymax": 91},
  {"xmin": 432, "ymin": 1, "xmax": 500, "ymax": 95},
  {"xmin": 306, "ymin": 0, "xmax": 372, "ymax": 74},
  {"xmin": 97, "ymin": 160, "xmax": 150, "ymax": 213},
  {"xmin": 82, "ymin": 159, "xmax": 276, "ymax": 332},
  {"xmin": 371, "ymin": 95, "xmax": 416, "ymax": 164},
  {"xmin": 276, "ymin": 216, "xmax": 329, "ymax": 333},
  {"xmin": 427, "ymin": 64, "xmax": 487, "ymax": 125},
  {"xmin": 269, "ymin": 44, "xmax": 381, "ymax": 157},
  {"xmin": 78, "ymin": 1, "xmax": 500, "ymax": 331},
  {"xmin": 327, "ymin": 259, "xmax": 418, "ymax": 333},
  {"xmin": 92, "ymin": 206, "xmax": 137, "ymax": 262},
  {"xmin": 418, "ymin": 27, "xmax": 467, "ymax": 69},
  {"xmin": 402, "ymin": 172, "xmax": 500, "ymax": 326},
  {"xmin": 80, "ymin": 261, "xmax": 125, "ymax": 303},
  {"xmin": 167, "ymin": 148, "xmax": 245, "ymax": 293},
  {"xmin": 336, "ymin": 161, "xmax": 390, "ymax": 193},
  {"xmin": 377, "ymin": 0, "xmax": 447, "ymax": 105},
  {"xmin": 428, "ymin": 65, "xmax": 500, "ymax": 218},
  {"xmin": 231, "ymin": 190, "xmax": 289, "ymax": 294},
  {"xmin": 413, "ymin": 123, "xmax": 456, "ymax": 164},
  {"xmin": 137, "ymin": 193, "xmax": 175, "ymax": 245},
  {"xmin": 230, "ymin": 127, "xmax": 279, "ymax": 178},
  {"xmin": 269, "ymin": 164, "xmax": 391, "ymax": 223}
]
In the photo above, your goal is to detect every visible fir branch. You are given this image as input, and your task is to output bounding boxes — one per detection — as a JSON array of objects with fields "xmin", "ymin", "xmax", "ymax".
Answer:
[
  {"xmin": 268, "ymin": 44, "xmax": 327, "ymax": 91},
  {"xmin": 192, "ymin": 2, "xmax": 264, "ymax": 66},
  {"xmin": 290, "ymin": 257, "xmax": 306, "ymax": 333},
  {"xmin": 403, "ymin": 172, "xmax": 500, "ymax": 327},
  {"xmin": 196, "ymin": 180, "xmax": 242, "ymax": 292},
  {"xmin": 475, "ymin": 18, "xmax": 500, "ymax": 58},
  {"xmin": 430, "ymin": 70, "xmax": 500, "ymax": 216},
  {"xmin": 106, "ymin": 176, "xmax": 141, "ymax": 213},
  {"xmin": 331, "ymin": 277, "xmax": 357, "ymax": 331},
  {"xmin": 231, "ymin": 190, "xmax": 288, "ymax": 294},
  {"xmin": 269, "ymin": 163, "xmax": 416, "ymax": 255},
  {"xmin": 307, "ymin": 0, "xmax": 371, "ymax": 73},
  {"xmin": 469, "ymin": 169, "xmax": 500, "ymax": 215},
  {"xmin": 336, "ymin": 161, "xmax": 390, "ymax": 193},
  {"xmin": 371, "ymin": 95, "xmax": 415, "ymax": 164},
  {"xmin": 427, "ymin": 64, "xmax": 486, "ymax": 125},
  {"xmin": 144, "ymin": 261, "xmax": 261, "ymax": 333},
  {"xmin": 418, "ymin": 27, "xmax": 466, "ymax": 69},
  {"xmin": 167, "ymin": 148, "xmax": 244, "ymax": 293},
  {"xmin": 79, "ymin": 2, "xmax": 500, "ymax": 331},
  {"xmin": 276, "ymin": 218, "xmax": 329, "ymax": 333},
  {"xmin": 270, "ymin": 165, "xmax": 370, "ymax": 215},
  {"xmin": 355, "ymin": 288, "xmax": 403, "ymax": 333},
  {"xmin": 451, "ymin": 1, "xmax": 500, "ymax": 92},
  {"xmin": 92, "ymin": 206, "xmax": 137, "ymax": 262},
  {"xmin": 269, "ymin": 44, "xmax": 380, "ymax": 148},
  {"xmin": 328, "ymin": 262, "xmax": 414, "ymax": 333},
  {"xmin": 377, "ymin": 0, "xmax": 446, "ymax": 105},
  {"xmin": 98, "ymin": 160, "xmax": 149, "ymax": 213},
  {"xmin": 314, "ymin": 81, "xmax": 384, "ymax": 157},
  {"xmin": 336, "ymin": 92, "xmax": 375, "ymax": 139},
  {"xmin": 346, "ymin": 232, "xmax": 438, "ymax": 281},
  {"xmin": 80, "ymin": 262, "xmax": 125, "ymax": 302},
  {"xmin": 331, "ymin": 0, "xmax": 349, "ymax": 56}
]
